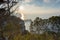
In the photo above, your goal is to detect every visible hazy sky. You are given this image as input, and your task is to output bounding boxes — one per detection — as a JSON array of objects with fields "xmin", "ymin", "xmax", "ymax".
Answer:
[
  {"xmin": 17, "ymin": 0, "xmax": 60, "ymax": 30},
  {"xmin": 18, "ymin": 0, "xmax": 60, "ymax": 19}
]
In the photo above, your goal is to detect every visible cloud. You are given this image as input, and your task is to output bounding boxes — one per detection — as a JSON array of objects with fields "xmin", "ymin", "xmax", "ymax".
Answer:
[
  {"xmin": 20, "ymin": 0, "xmax": 60, "ymax": 14},
  {"xmin": 43, "ymin": 0, "xmax": 60, "ymax": 3},
  {"xmin": 22, "ymin": 4, "xmax": 60, "ymax": 14},
  {"xmin": 21, "ymin": 0, "xmax": 60, "ymax": 8},
  {"xmin": 43, "ymin": 0, "xmax": 50, "ymax": 3},
  {"xmin": 24, "ymin": 0, "xmax": 32, "ymax": 2}
]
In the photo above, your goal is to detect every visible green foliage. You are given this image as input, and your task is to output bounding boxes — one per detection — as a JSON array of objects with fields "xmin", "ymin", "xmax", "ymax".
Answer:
[
  {"xmin": 11, "ymin": 32, "xmax": 60, "ymax": 40},
  {"xmin": 29, "ymin": 16, "xmax": 60, "ymax": 40},
  {"xmin": 0, "ymin": 10, "xmax": 60, "ymax": 40}
]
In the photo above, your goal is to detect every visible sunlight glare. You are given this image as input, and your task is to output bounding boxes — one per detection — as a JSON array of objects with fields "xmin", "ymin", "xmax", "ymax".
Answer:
[
  {"xmin": 19, "ymin": 6, "xmax": 24, "ymax": 10},
  {"xmin": 21, "ymin": 13, "xmax": 24, "ymax": 20}
]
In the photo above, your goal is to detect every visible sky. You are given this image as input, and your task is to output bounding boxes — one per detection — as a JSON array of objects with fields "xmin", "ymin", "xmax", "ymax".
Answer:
[
  {"xmin": 17, "ymin": 0, "xmax": 60, "ymax": 31},
  {"xmin": 17, "ymin": 0, "xmax": 60, "ymax": 20}
]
